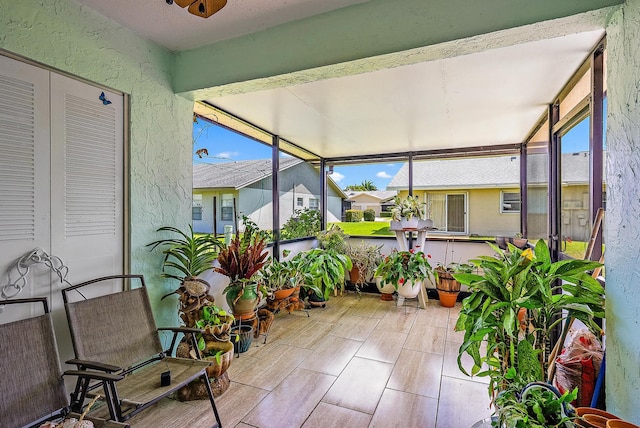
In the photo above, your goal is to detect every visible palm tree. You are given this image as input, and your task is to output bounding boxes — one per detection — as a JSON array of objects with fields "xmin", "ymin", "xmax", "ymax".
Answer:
[{"xmin": 345, "ymin": 180, "xmax": 378, "ymax": 191}]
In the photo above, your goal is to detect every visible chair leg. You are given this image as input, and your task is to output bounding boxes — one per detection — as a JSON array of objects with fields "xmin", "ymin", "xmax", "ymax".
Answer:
[{"xmin": 202, "ymin": 373, "xmax": 222, "ymax": 428}]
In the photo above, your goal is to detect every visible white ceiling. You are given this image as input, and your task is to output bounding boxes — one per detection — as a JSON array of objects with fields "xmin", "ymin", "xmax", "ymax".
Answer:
[
  {"xmin": 74, "ymin": 0, "xmax": 606, "ymax": 161},
  {"xmin": 76, "ymin": 0, "xmax": 369, "ymax": 51},
  {"xmin": 204, "ymin": 29, "xmax": 604, "ymax": 159}
]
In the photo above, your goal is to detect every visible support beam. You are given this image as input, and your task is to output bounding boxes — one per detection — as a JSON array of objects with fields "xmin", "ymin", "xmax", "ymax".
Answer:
[
  {"xmin": 320, "ymin": 158, "xmax": 327, "ymax": 232},
  {"xmin": 549, "ymin": 104, "xmax": 561, "ymax": 262},
  {"xmin": 589, "ymin": 43, "xmax": 605, "ymax": 262},
  {"xmin": 520, "ymin": 144, "xmax": 528, "ymax": 237},
  {"xmin": 272, "ymin": 135, "xmax": 280, "ymax": 260}
]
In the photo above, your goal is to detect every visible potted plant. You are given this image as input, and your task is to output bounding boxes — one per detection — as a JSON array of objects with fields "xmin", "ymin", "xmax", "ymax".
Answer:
[
  {"xmin": 258, "ymin": 257, "xmax": 303, "ymax": 301},
  {"xmin": 293, "ymin": 248, "xmax": 352, "ymax": 305},
  {"xmin": 374, "ymin": 249, "xmax": 432, "ymax": 299},
  {"xmin": 215, "ymin": 232, "xmax": 269, "ymax": 320},
  {"xmin": 454, "ymin": 240, "xmax": 605, "ymax": 426},
  {"xmin": 345, "ymin": 241, "xmax": 383, "ymax": 292},
  {"xmin": 391, "ymin": 195, "xmax": 426, "ymax": 229},
  {"xmin": 491, "ymin": 382, "xmax": 577, "ymax": 428},
  {"xmin": 146, "ymin": 225, "xmax": 221, "ymax": 327},
  {"xmin": 316, "ymin": 224, "xmax": 349, "ymax": 253},
  {"xmin": 434, "ymin": 261, "xmax": 474, "ymax": 307},
  {"xmin": 147, "ymin": 226, "xmax": 237, "ymax": 397}
]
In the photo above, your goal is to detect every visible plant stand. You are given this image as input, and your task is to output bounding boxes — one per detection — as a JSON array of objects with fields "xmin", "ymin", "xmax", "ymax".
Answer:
[{"xmin": 389, "ymin": 219, "xmax": 434, "ymax": 309}]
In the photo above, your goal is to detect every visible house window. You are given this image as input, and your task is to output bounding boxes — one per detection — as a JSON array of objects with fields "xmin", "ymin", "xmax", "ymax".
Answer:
[
  {"xmin": 221, "ymin": 194, "xmax": 234, "ymax": 221},
  {"xmin": 501, "ymin": 192, "xmax": 521, "ymax": 213},
  {"xmin": 428, "ymin": 193, "xmax": 467, "ymax": 233},
  {"xmin": 192, "ymin": 194, "xmax": 203, "ymax": 220},
  {"xmin": 192, "ymin": 206, "xmax": 202, "ymax": 220},
  {"xmin": 309, "ymin": 198, "xmax": 319, "ymax": 210},
  {"xmin": 297, "ymin": 197, "xmax": 304, "ymax": 207}
]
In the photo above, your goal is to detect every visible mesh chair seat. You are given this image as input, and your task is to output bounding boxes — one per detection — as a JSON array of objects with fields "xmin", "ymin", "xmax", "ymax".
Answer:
[{"xmin": 62, "ymin": 275, "xmax": 221, "ymax": 427}]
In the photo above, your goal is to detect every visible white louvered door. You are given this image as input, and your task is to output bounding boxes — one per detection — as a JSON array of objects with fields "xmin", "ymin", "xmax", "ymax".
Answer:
[
  {"xmin": 0, "ymin": 55, "xmax": 51, "ymax": 309},
  {"xmin": 0, "ymin": 55, "xmax": 124, "ymax": 334},
  {"xmin": 50, "ymin": 73, "xmax": 123, "ymax": 288}
]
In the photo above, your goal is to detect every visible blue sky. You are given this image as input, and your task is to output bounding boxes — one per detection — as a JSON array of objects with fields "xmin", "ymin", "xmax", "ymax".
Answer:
[
  {"xmin": 192, "ymin": 119, "xmax": 403, "ymax": 190},
  {"xmin": 193, "ymin": 113, "xmax": 596, "ymax": 190}
]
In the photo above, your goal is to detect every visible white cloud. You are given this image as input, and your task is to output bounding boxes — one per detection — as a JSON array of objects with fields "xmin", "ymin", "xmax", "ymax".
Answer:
[
  {"xmin": 331, "ymin": 172, "xmax": 345, "ymax": 182},
  {"xmin": 215, "ymin": 151, "xmax": 239, "ymax": 159},
  {"xmin": 376, "ymin": 171, "xmax": 392, "ymax": 179}
]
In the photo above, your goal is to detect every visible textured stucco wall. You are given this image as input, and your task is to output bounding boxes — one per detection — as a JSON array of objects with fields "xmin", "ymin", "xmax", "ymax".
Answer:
[
  {"xmin": 605, "ymin": 0, "xmax": 640, "ymax": 420},
  {"xmin": 0, "ymin": 0, "xmax": 192, "ymax": 327}
]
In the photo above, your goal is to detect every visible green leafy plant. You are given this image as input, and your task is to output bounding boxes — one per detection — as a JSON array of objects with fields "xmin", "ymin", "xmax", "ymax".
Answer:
[
  {"xmin": 345, "ymin": 209, "xmax": 363, "ymax": 222},
  {"xmin": 453, "ymin": 239, "xmax": 604, "ymax": 404},
  {"xmin": 345, "ymin": 241, "xmax": 383, "ymax": 289},
  {"xmin": 293, "ymin": 248, "xmax": 352, "ymax": 300},
  {"xmin": 374, "ymin": 249, "xmax": 433, "ymax": 288},
  {"xmin": 147, "ymin": 225, "xmax": 220, "ymax": 282},
  {"xmin": 281, "ymin": 208, "xmax": 321, "ymax": 240},
  {"xmin": 495, "ymin": 382, "xmax": 578, "ymax": 428},
  {"xmin": 390, "ymin": 195, "xmax": 426, "ymax": 221},
  {"xmin": 258, "ymin": 257, "xmax": 304, "ymax": 295},
  {"xmin": 316, "ymin": 224, "xmax": 349, "ymax": 253}
]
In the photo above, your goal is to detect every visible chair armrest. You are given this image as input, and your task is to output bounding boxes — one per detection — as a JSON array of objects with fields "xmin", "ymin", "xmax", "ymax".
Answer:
[
  {"xmin": 158, "ymin": 327, "xmax": 205, "ymax": 357},
  {"xmin": 64, "ymin": 369, "xmax": 124, "ymax": 382},
  {"xmin": 158, "ymin": 326, "xmax": 204, "ymax": 334},
  {"xmin": 67, "ymin": 358, "xmax": 122, "ymax": 373}
]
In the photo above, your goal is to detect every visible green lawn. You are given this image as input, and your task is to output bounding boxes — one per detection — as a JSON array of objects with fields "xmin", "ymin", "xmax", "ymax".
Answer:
[{"xmin": 329, "ymin": 221, "xmax": 394, "ymax": 236}]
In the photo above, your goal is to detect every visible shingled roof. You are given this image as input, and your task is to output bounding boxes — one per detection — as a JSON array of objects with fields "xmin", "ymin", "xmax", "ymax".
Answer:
[{"xmin": 193, "ymin": 158, "xmax": 302, "ymax": 189}]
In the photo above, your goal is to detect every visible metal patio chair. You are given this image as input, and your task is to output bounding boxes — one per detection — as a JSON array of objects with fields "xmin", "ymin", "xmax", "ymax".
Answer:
[
  {"xmin": 0, "ymin": 297, "xmax": 128, "ymax": 428},
  {"xmin": 61, "ymin": 275, "xmax": 222, "ymax": 427}
]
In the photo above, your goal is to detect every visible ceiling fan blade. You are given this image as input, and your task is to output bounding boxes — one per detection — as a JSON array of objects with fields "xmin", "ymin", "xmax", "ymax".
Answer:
[
  {"xmin": 173, "ymin": 0, "xmax": 193, "ymax": 8},
  {"xmin": 188, "ymin": 0, "xmax": 227, "ymax": 18}
]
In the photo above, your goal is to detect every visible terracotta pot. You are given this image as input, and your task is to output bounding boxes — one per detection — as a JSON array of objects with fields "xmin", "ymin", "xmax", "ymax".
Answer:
[
  {"xmin": 397, "ymin": 279, "xmax": 422, "ymax": 298},
  {"xmin": 437, "ymin": 289, "xmax": 458, "ymax": 307},
  {"xmin": 350, "ymin": 266, "xmax": 362, "ymax": 284},
  {"xmin": 607, "ymin": 420, "xmax": 640, "ymax": 428},
  {"xmin": 583, "ymin": 414, "xmax": 611, "ymax": 428},
  {"xmin": 273, "ymin": 287, "xmax": 295, "ymax": 300},
  {"xmin": 576, "ymin": 408, "xmax": 621, "ymax": 420},
  {"xmin": 376, "ymin": 277, "xmax": 395, "ymax": 301}
]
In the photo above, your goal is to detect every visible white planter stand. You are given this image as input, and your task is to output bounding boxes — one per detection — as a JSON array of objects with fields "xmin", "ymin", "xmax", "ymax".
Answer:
[{"xmin": 389, "ymin": 219, "xmax": 434, "ymax": 309}]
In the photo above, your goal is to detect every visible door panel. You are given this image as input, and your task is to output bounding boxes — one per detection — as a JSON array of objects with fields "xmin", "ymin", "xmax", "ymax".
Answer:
[
  {"xmin": 50, "ymin": 73, "xmax": 124, "ymax": 286},
  {"xmin": 0, "ymin": 55, "xmax": 51, "ymax": 317},
  {"xmin": 447, "ymin": 194, "xmax": 466, "ymax": 233}
]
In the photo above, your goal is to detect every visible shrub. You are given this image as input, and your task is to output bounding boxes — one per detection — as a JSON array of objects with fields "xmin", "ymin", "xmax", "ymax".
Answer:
[
  {"xmin": 281, "ymin": 208, "xmax": 321, "ymax": 239},
  {"xmin": 363, "ymin": 209, "xmax": 376, "ymax": 221},
  {"xmin": 345, "ymin": 210, "xmax": 363, "ymax": 222},
  {"xmin": 380, "ymin": 211, "xmax": 392, "ymax": 218}
]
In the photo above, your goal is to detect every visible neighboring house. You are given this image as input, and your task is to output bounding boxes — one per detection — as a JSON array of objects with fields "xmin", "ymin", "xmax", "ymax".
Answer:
[
  {"xmin": 387, "ymin": 152, "xmax": 602, "ymax": 240},
  {"xmin": 193, "ymin": 158, "xmax": 346, "ymax": 234},
  {"xmin": 345, "ymin": 190, "xmax": 397, "ymax": 217}
]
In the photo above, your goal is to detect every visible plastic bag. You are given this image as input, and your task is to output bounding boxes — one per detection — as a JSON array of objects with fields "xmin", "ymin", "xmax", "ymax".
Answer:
[{"xmin": 554, "ymin": 329, "xmax": 604, "ymax": 406}]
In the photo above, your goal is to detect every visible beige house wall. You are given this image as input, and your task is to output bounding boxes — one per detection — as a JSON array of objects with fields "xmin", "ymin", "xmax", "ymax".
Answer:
[
  {"xmin": 398, "ymin": 188, "xmax": 520, "ymax": 236},
  {"xmin": 349, "ymin": 194, "xmax": 385, "ymax": 216}
]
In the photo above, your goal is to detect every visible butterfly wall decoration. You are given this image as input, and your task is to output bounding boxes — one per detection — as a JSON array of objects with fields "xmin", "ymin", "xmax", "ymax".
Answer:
[{"xmin": 99, "ymin": 92, "xmax": 112, "ymax": 105}]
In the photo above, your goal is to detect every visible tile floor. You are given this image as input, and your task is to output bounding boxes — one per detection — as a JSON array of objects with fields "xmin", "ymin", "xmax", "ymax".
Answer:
[{"xmin": 131, "ymin": 293, "xmax": 494, "ymax": 428}]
